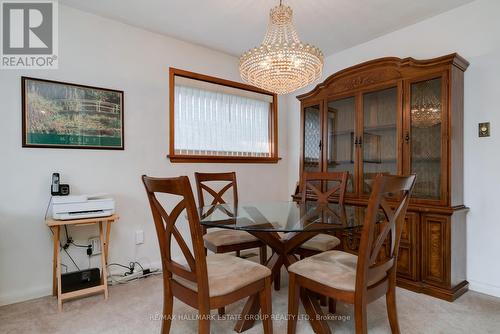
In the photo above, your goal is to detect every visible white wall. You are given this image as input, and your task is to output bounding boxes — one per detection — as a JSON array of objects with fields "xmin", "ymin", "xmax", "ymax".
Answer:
[
  {"xmin": 0, "ymin": 5, "xmax": 290, "ymax": 305},
  {"xmin": 286, "ymin": 0, "xmax": 500, "ymax": 297}
]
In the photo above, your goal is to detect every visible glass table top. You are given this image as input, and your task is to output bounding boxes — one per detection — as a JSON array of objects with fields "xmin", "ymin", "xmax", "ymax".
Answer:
[{"xmin": 199, "ymin": 201, "xmax": 375, "ymax": 233}]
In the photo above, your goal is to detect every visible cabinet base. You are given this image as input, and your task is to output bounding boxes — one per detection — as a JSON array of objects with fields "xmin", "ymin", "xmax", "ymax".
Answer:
[{"xmin": 397, "ymin": 278, "xmax": 469, "ymax": 302}]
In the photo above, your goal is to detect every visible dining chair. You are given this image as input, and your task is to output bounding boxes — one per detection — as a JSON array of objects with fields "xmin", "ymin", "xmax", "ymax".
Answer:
[
  {"xmin": 288, "ymin": 171, "xmax": 348, "ymax": 309},
  {"xmin": 296, "ymin": 171, "xmax": 348, "ymax": 257},
  {"xmin": 287, "ymin": 174, "xmax": 416, "ymax": 334},
  {"xmin": 196, "ymin": 172, "xmax": 269, "ymax": 315},
  {"xmin": 195, "ymin": 172, "xmax": 267, "ymax": 264},
  {"xmin": 142, "ymin": 175, "xmax": 273, "ymax": 334},
  {"xmin": 274, "ymin": 172, "xmax": 348, "ymax": 294}
]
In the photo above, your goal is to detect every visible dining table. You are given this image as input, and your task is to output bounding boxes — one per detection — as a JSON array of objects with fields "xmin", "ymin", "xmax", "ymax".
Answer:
[{"xmin": 199, "ymin": 200, "xmax": 375, "ymax": 333}]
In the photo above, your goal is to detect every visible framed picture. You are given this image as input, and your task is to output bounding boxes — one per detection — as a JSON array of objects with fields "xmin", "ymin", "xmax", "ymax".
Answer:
[{"xmin": 22, "ymin": 77, "xmax": 124, "ymax": 149}]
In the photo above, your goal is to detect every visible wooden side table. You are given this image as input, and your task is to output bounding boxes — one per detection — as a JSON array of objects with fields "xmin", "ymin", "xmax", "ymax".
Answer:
[{"xmin": 46, "ymin": 214, "xmax": 119, "ymax": 311}]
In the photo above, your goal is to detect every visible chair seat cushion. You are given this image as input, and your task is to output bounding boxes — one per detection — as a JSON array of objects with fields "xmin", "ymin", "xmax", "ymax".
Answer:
[
  {"xmin": 288, "ymin": 250, "xmax": 386, "ymax": 291},
  {"xmin": 203, "ymin": 229, "xmax": 258, "ymax": 247},
  {"xmin": 300, "ymin": 234, "xmax": 341, "ymax": 252},
  {"xmin": 174, "ymin": 254, "xmax": 271, "ymax": 297}
]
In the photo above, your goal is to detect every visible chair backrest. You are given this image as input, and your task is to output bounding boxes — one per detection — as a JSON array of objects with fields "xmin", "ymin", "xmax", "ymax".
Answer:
[
  {"xmin": 142, "ymin": 175, "xmax": 209, "ymax": 300},
  {"xmin": 355, "ymin": 174, "xmax": 416, "ymax": 291},
  {"xmin": 195, "ymin": 172, "xmax": 238, "ymax": 207},
  {"xmin": 301, "ymin": 171, "xmax": 348, "ymax": 205}
]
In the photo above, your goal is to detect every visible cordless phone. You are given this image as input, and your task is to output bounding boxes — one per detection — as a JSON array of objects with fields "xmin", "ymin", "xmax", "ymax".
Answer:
[{"xmin": 51, "ymin": 173, "xmax": 60, "ymax": 195}]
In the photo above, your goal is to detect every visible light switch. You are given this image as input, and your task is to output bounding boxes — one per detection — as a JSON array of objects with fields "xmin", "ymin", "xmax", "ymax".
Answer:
[
  {"xmin": 135, "ymin": 230, "xmax": 144, "ymax": 245},
  {"xmin": 479, "ymin": 122, "xmax": 490, "ymax": 137}
]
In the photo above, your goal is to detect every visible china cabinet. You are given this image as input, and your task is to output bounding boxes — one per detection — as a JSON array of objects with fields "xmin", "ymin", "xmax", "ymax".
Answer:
[{"xmin": 294, "ymin": 54, "xmax": 469, "ymax": 301}]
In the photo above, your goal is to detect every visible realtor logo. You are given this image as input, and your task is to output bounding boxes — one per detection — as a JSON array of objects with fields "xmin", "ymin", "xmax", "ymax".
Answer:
[{"xmin": 1, "ymin": 0, "xmax": 58, "ymax": 69}]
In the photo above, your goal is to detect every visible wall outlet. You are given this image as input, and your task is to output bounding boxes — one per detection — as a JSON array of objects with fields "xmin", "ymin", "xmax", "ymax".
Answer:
[
  {"xmin": 89, "ymin": 237, "xmax": 101, "ymax": 255},
  {"xmin": 135, "ymin": 230, "xmax": 144, "ymax": 245}
]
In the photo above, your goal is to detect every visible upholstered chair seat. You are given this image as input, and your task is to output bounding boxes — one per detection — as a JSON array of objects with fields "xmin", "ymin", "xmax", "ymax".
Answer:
[
  {"xmin": 277, "ymin": 232, "xmax": 339, "ymax": 252},
  {"xmin": 175, "ymin": 254, "xmax": 271, "ymax": 297},
  {"xmin": 289, "ymin": 250, "xmax": 386, "ymax": 291},
  {"xmin": 203, "ymin": 230, "xmax": 258, "ymax": 248},
  {"xmin": 299, "ymin": 234, "xmax": 341, "ymax": 252}
]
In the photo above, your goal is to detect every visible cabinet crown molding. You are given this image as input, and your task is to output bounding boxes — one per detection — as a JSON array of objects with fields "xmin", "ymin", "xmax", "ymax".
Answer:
[{"xmin": 297, "ymin": 53, "xmax": 469, "ymax": 101}]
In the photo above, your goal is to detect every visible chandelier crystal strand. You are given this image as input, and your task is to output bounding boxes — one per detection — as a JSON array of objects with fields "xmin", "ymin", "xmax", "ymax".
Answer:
[{"xmin": 239, "ymin": 3, "xmax": 324, "ymax": 94}]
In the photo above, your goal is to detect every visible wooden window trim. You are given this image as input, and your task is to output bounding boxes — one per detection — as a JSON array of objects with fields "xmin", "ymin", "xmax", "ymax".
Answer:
[{"xmin": 168, "ymin": 67, "xmax": 279, "ymax": 163}]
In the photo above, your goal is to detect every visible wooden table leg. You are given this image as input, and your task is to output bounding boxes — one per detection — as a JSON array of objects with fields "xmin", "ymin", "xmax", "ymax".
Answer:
[
  {"xmin": 234, "ymin": 252, "xmax": 281, "ymax": 333},
  {"xmin": 233, "ymin": 230, "xmax": 320, "ymax": 332},
  {"xmin": 55, "ymin": 226, "xmax": 62, "ymax": 311},
  {"xmin": 51, "ymin": 227, "xmax": 58, "ymax": 297},
  {"xmin": 300, "ymin": 288, "xmax": 331, "ymax": 334},
  {"xmin": 99, "ymin": 222, "xmax": 109, "ymax": 300},
  {"xmin": 104, "ymin": 220, "xmax": 112, "ymax": 264}
]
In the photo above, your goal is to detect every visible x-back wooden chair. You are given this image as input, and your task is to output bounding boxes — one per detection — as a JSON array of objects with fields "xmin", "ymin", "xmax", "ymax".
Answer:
[
  {"xmin": 195, "ymin": 172, "xmax": 268, "ymax": 263},
  {"xmin": 296, "ymin": 171, "xmax": 348, "ymax": 257},
  {"xmin": 287, "ymin": 171, "xmax": 348, "ymax": 310},
  {"xmin": 287, "ymin": 174, "xmax": 416, "ymax": 334},
  {"xmin": 274, "ymin": 172, "xmax": 348, "ymax": 292},
  {"xmin": 142, "ymin": 175, "xmax": 273, "ymax": 334}
]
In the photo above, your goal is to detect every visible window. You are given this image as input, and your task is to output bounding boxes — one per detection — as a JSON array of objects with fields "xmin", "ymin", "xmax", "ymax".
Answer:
[{"xmin": 169, "ymin": 68, "xmax": 278, "ymax": 163}]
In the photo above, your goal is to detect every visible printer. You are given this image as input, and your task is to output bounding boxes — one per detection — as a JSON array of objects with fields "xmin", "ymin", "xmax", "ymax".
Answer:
[{"xmin": 51, "ymin": 194, "xmax": 115, "ymax": 220}]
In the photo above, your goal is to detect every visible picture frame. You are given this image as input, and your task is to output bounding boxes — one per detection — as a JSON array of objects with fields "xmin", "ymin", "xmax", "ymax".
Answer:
[{"xmin": 22, "ymin": 77, "xmax": 124, "ymax": 150}]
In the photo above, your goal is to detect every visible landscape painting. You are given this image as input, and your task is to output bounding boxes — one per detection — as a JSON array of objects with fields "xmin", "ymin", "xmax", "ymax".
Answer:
[{"xmin": 22, "ymin": 77, "xmax": 124, "ymax": 149}]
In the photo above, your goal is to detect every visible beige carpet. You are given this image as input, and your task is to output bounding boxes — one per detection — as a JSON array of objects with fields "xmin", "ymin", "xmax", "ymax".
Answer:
[{"xmin": 1, "ymin": 270, "xmax": 500, "ymax": 334}]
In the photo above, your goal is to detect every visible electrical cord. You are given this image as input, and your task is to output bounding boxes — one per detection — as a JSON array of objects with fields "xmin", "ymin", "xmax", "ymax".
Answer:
[
  {"xmin": 44, "ymin": 196, "xmax": 53, "ymax": 220},
  {"xmin": 70, "ymin": 241, "xmax": 90, "ymax": 248},
  {"xmin": 108, "ymin": 261, "xmax": 146, "ymax": 276},
  {"xmin": 62, "ymin": 247, "xmax": 80, "ymax": 271},
  {"xmin": 64, "ymin": 225, "xmax": 91, "ymax": 248},
  {"xmin": 108, "ymin": 263, "xmax": 131, "ymax": 271},
  {"xmin": 133, "ymin": 261, "xmax": 144, "ymax": 271}
]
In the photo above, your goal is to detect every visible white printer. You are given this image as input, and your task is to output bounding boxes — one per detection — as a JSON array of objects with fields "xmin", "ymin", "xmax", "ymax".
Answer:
[{"xmin": 51, "ymin": 194, "xmax": 115, "ymax": 220}]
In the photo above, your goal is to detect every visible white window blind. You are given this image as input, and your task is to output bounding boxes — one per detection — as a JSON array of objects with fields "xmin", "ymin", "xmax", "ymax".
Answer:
[{"xmin": 174, "ymin": 77, "xmax": 273, "ymax": 157}]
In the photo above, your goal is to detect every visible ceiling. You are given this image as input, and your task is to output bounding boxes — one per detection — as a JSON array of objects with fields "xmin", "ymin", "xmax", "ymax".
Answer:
[{"xmin": 59, "ymin": 0, "xmax": 474, "ymax": 57}]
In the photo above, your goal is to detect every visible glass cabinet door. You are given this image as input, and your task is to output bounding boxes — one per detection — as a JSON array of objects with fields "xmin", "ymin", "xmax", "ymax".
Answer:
[
  {"xmin": 303, "ymin": 105, "xmax": 322, "ymax": 173},
  {"xmin": 326, "ymin": 97, "xmax": 356, "ymax": 193},
  {"xmin": 362, "ymin": 87, "xmax": 398, "ymax": 194},
  {"xmin": 409, "ymin": 77, "xmax": 443, "ymax": 200}
]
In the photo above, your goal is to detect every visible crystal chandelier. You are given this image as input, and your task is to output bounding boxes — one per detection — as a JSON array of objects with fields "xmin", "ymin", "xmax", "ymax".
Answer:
[
  {"xmin": 411, "ymin": 81, "xmax": 441, "ymax": 127},
  {"xmin": 239, "ymin": 1, "xmax": 324, "ymax": 95}
]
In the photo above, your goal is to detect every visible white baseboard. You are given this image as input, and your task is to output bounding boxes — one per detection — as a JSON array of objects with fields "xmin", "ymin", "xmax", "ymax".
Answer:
[
  {"xmin": 469, "ymin": 279, "xmax": 500, "ymax": 298},
  {"xmin": 0, "ymin": 286, "xmax": 52, "ymax": 307}
]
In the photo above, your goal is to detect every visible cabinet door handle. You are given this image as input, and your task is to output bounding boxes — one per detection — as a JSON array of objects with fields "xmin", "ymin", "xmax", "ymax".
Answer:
[
  {"xmin": 405, "ymin": 132, "xmax": 410, "ymax": 143},
  {"xmin": 354, "ymin": 137, "xmax": 359, "ymax": 145},
  {"xmin": 358, "ymin": 136, "xmax": 363, "ymax": 147},
  {"xmin": 319, "ymin": 140, "xmax": 322, "ymax": 150}
]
